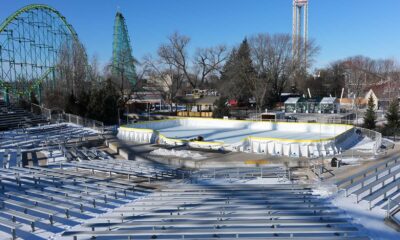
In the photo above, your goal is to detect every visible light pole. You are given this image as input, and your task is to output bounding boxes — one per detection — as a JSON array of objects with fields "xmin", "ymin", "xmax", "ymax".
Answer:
[{"xmin": 126, "ymin": 104, "xmax": 129, "ymax": 124}]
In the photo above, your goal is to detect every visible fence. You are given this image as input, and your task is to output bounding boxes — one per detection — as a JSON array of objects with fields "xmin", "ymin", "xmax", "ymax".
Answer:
[
  {"xmin": 177, "ymin": 111, "xmax": 213, "ymax": 118},
  {"xmin": 358, "ymin": 126, "xmax": 383, "ymax": 154},
  {"xmin": 30, "ymin": 103, "xmax": 105, "ymax": 133},
  {"xmin": 31, "ymin": 103, "xmax": 51, "ymax": 120},
  {"xmin": 61, "ymin": 113, "xmax": 105, "ymax": 132}
]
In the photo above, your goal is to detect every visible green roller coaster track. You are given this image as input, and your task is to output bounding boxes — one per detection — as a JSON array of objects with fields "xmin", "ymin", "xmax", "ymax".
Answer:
[{"xmin": 0, "ymin": 4, "xmax": 83, "ymax": 100}]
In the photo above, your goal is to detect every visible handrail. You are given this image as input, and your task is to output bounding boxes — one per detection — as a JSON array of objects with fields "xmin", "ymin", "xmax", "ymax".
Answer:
[
  {"xmin": 336, "ymin": 156, "xmax": 399, "ymax": 187},
  {"xmin": 385, "ymin": 202, "xmax": 400, "ymax": 231}
]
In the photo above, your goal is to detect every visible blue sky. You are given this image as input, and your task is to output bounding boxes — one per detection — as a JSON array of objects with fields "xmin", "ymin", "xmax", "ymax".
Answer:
[{"xmin": 1, "ymin": 0, "xmax": 400, "ymax": 69}]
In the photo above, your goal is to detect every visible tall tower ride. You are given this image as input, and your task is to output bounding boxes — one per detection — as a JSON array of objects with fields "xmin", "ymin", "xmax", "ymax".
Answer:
[
  {"xmin": 292, "ymin": 0, "xmax": 308, "ymax": 64},
  {"xmin": 112, "ymin": 12, "xmax": 136, "ymax": 90}
]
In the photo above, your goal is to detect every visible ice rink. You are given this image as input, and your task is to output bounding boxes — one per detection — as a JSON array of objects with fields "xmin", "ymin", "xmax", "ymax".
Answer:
[
  {"xmin": 157, "ymin": 125, "xmax": 335, "ymax": 143},
  {"xmin": 118, "ymin": 118, "xmax": 357, "ymax": 157}
]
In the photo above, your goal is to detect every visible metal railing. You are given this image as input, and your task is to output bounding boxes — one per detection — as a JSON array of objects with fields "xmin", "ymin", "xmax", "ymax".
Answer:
[
  {"xmin": 60, "ymin": 113, "xmax": 104, "ymax": 132},
  {"xmin": 30, "ymin": 103, "xmax": 105, "ymax": 133},
  {"xmin": 31, "ymin": 103, "xmax": 51, "ymax": 120},
  {"xmin": 386, "ymin": 202, "xmax": 400, "ymax": 230},
  {"xmin": 190, "ymin": 167, "xmax": 290, "ymax": 182},
  {"xmin": 357, "ymin": 127, "xmax": 383, "ymax": 153}
]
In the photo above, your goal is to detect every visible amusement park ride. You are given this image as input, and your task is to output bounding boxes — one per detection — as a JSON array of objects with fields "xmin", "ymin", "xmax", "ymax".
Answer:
[
  {"xmin": 0, "ymin": 5, "xmax": 81, "ymax": 102},
  {"xmin": 0, "ymin": 4, "xmax": 136, "ymax": 104},
  {"xmin": 292, "ymin": 0, "xmax": 308, "ymax": 64}
]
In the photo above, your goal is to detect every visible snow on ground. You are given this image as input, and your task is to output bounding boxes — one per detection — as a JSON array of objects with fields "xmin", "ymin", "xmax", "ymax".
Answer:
[
  {"xmin": 313, "ymin": 183, "xmax": 400, "ymax": 240},
  {"xmin": 340, "ymin": 157, "xmax": 362, "ymax": 165},
  {"xmin": 351, "ymin": 136, "xmax": 376, "ymax": 153},
  {"xmin": 340, "ymin": 156, "xmax": 376, "ymax": 165},
  {"xmin": 41, "ymin": 149, "xmax": 66, "ymax": 163},
  {"xmin": 64, "ymin": 122, "xmax": 100, "ymax": 134},
  {"xmin": 150, "ymin": 148, "xmax": 206, "ymax": 159}
]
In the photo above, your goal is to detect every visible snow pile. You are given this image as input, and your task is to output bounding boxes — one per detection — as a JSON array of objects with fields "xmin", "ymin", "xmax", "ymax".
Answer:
[
  {"xmin": 150, "ymin": 148, "xmax": 206, "ymax": 159},
  {"xmin": 352, "ymin": 136, "xmax": 376, "ymax": 153},
  {"xmin": 313, "ymin": 184, "xmax": 400, "ymax": 239},
  {"xmin": 239, "ymin": 177, "xmax": 291, "ymax": 184},
  {"xmin": 313, "ymin": 183, "xmax": 338, "ymax": 197},
  {"xmin": 340, "ymin": 156, "xmax": 376, "ymax": 165},
  {"xmin": 340, "ymin": 157, "xmax": 361, "ymax": 164},
  {"xmin": 64, "ymin": 122, "xmax": 100, "ymax": 134},
  {"xmin": 332, "ymin": 190, "xmax": 400, "ymax": 240},
  {"xmin": 41, "ymin": 149, "xmax": 66, "ymax": 163}
]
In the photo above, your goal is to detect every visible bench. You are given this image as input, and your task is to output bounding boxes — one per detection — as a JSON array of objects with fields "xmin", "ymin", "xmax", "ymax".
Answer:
[
  {"xmin": 44, "ymin": 186, "xmax": 104, "ymax": 208},
  {"xmin": 5, "ymin": 192, "xmax": 77, "ymax": 218},
  {"xmin": 25, "ymin": 188, "xmax": 90, "ymax": 212},
  {"xmin": 363, "ymin": 178, "xmax": 400, "ymax": 210},
  {"xmin": 2, "ymin": 209, "xmax": 40, "ymax": 232},
  {"xmin": 344, "ymin": 165, "xmax": 400, "ymax": 196},
  {"xmin": 0, "ymin": 197, "xmax": 57, "ymax": 225},
  {"xmin": 352, "ymin": 166, "xmax": 400, "ymax": 202},
  {"xmin": 336, "ymin": 157, "xmax": 399, "ymax": 189},
  {"xmin": 83, "ymin": 217, "xmax": 352, "ymax": 229},
  {"xmin": 0, "ymin": 216, "xmax": 22, "ymax": 240},
  {"xmin": 98, "ymin": 209, "xmax": 347, "ymax": 221},
  {"xmin": 62, "ymin": 226, "xmax": 360, "ymax": 238},
  {"xmin": 65, "ymin": 162, "xmax": 156, "ymax": 181}
]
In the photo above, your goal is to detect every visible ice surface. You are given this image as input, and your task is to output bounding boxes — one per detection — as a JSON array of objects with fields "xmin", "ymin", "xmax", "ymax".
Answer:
[{"xmin": 158, "ymin": 125, "xmax": 335, "ymax": 144}]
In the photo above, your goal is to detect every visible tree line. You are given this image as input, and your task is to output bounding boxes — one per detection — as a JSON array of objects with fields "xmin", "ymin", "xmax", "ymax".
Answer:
[
  {"xmin": 143, "ymin": 32, "xmax": 319, "ymax": 114},
  {"xmin": 31, "ymin": 32, "xmax": 400, "ymax": 137}
]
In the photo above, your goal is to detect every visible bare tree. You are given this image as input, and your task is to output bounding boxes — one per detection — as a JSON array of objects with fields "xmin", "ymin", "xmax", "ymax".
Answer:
[
  {"xmin": 249, "ymin": 33, "xmax": 319, "ymax": 109},
  {"xmin": 193, "ymin": 45, "xmax": 228, "ymax": 87},
  {"xmin": 143, "ymin": 54, "xmax": 185, "ymax": 113},
  {"xmin": 341, "ymin": 56, "xmax": 396, "ymax": 100},
  {"xmin": 158, "ymin": 32, "xmax": 227, "ymax": 89},
  {"xmin": 87, "ymin": 54, "xmax": 102, "ymax": 88},
  {"xmin": 45, "ymin": 41, "xmax": 88, "ymax": 110}
]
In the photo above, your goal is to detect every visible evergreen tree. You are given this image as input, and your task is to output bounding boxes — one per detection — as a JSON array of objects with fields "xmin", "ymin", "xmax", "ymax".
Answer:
[
  {"xmin": 384, "ymin": 99, "xmax": 400, "ymax": 139},
  {"xmin": 87, "ymin": 78, "xmax": 120, "ymax": 125},
  {"xmin": 219, "ymin": 39, "xmax": 255, "ymax": 106},
  {"xmin": 65, "ymin": 93, "xmax": 78, "ymax": 115},
  {"xmin": 363, "ymin": 95, "xmax": 377, "ymax": 129},
  {"xmin": 213, "ymin": 96, "xmax": 230, "ymax": 118}
]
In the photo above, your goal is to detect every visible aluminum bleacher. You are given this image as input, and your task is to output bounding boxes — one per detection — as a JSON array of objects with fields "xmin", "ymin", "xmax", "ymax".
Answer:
[
  {"xmin": 0, "ymin": 100, "xmax": 48, "ymax": 131},
  {"xmin": 193, "ymin": 166, "xmax": 289, "ymax": 180},
  {"xmin": 0, "ymin": 157, "xmax": 183, "ymax": 239},
  {"xmin": 61, "ymin": 183, "xmax": 369, "ymax": 239},
  {"xmin": 0, "ymin": 123, "xmax": 101, "ymax": 168},
  {"xmin": 336, "ymin": 156, "xmax": 400, "ymax": 211}
]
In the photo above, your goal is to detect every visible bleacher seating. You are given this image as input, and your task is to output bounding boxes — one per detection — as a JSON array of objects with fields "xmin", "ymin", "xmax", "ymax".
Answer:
[
  {"xmin": 61, "ymin": 183, "xmax": 369, "ymax": 239},
  {"xmin": 0, "ymin": 100, "xmax": 48, "ymax": 131},
  {"xmin": 336, "ymin": 156, "xmax": 400, "ymax": 210},
  {"xmin": 0, "ymin": 123, "xmax": 102, "ymax": 168},
  {"xmin": 193, "ymin": 166, "xmax": 289, "ymax": 180},
  {"xmin": 0, "ymin": 102, "xmax": 376, "ymax": 239},
  {"xmin": 0, "ymin": 160, "xmax": 181, "ymax": 239}
]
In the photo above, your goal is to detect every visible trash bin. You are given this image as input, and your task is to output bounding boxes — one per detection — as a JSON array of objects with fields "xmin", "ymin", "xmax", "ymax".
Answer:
[{"xmin": 331, "ymin": 157, "xmax": 338, "ymax": 167}]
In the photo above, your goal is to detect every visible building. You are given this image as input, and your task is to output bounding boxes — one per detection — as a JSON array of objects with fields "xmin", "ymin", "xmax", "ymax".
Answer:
[
  {"xmin": 284, "ymin": 97, "xmax": 339, "ymax": 114},
  {"xmin": 176, "ymin": 89, "xmax": 219, "ymax": 117}
]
